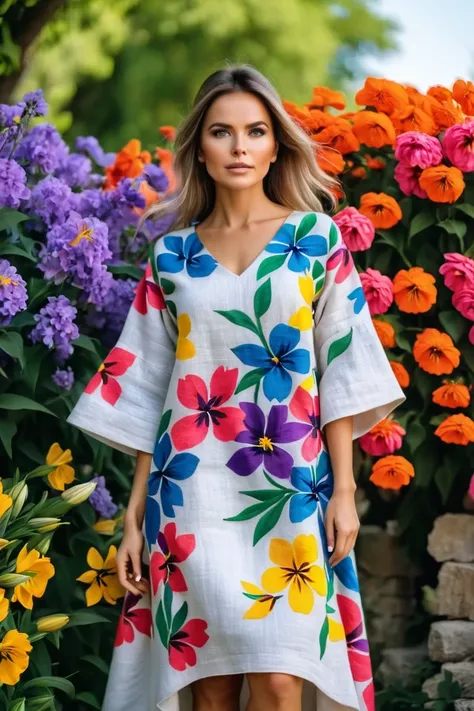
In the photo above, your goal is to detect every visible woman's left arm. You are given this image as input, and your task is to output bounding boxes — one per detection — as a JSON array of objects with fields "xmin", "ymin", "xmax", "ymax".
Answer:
[{"xmin": 323, "ymin": 415, "xmax": 360, "ymax": 568}]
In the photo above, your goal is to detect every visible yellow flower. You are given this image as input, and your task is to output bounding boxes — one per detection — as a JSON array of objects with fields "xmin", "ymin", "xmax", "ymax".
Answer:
[
  {"xmin": 0, "ymin": 588, "xmax": 8, "ymax": 622},
  {"xmin": 299, "ymin": 372, "xmax": 316, "ymax": 391},
  {"xmin": 0, "ymin": 629, "xmax": 32, "ymax": 685},
  {"xmin": 0, "ymin": 480, "xmax": 13, "ymax": 518},
  {"xmin": 77, "ymin": 546, "xmax": 124, "ymax": 606},
  {"xmin": 0, "ymin": 538, "xmax": 9, "ymax": 550},
  {"xmin": 46, "ymin": 443, "xmax": 75, "ymax": 491},
  {"xmin": 261, "ymin": 534, "xmax": 327, "ymax": 614},
  {"xmin": 289, "ymin": 271, "xmax": 315, "ymax": 331},
  {"xmin": 12, "ymin": 545, "xmax": 55, "ymax": 609},
  {"xmin": 328, "ymin": 617, "xmax": 345, "ymax": 641},
  {"xmin": 92, "ymin": 514, "xmax": 123, "ymax": 535},
  {"xmin": 37, "ymin": 614, "xmax": 69, "ymax": 632},
  {"xmin": 241, "ymin": 581, "xmax": 282, "ymax": 619},
  {"xmin": 176, "ymin": 313, "xmax": 196, "ymax": 360}
]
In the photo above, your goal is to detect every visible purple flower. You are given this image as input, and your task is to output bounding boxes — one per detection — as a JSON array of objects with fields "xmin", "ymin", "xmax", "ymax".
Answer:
[
  {"xmin": 142, "ymin": 163, "xmax": 169, "ymax": 193},
  {"xmin": 226, "ymin": 402, "xmax": 310, "ymax": 479},
  {"xmin": 30, "ymin": 295, "xmax": 79, "ymax": 363},
  {"xmin": 138, "ymin": 210, "xmax": 176, "ymax": 241},
  {"xmin": 52, "ymin": 366, "xmax": 75, "ymax": 390},
  {"xmin": 75, "ymin": 136, "xmax": 115, "ymax": 167},
  {"xmin": 21, "ymin": 89, "xmax": 48, "ymax": 119},
  {"xmin": 89, "ymin": 475, "xmax": 118, "ymax": 518},
  {"xmin": 55, "ymin": 152, "xmax": 92, "ymax": 188},
  {"xmin": 14, "ymin": 123, "xmax": 69, "ymax": 174},
  {"xmin": 0, "ymin": 158, "xmax": 31, "ymax": 208},
  {"xmin": 96, "ymin": 277, "xmax": 137, "ymax": 341},
  {"xmin": 0, "ymin": 104, "xmax": 22, "ymax": 127},
  {"xmin": 0, "ymin": 259, "xmax": 28, "ymax": 326},
  {"xmin": 29, "ymin": 176, "xmax": 74, "ymax": 228}
]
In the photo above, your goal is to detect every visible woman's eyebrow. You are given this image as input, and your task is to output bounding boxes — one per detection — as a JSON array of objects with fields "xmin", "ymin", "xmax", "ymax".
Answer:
[{"xmin": 207, "ymin": 120, "xmax": 269, "ymax": 129}]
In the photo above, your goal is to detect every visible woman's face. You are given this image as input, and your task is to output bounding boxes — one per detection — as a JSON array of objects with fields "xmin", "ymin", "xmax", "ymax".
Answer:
[{"xmin": 198, "ymin": 91, "xmax": 278, "ymax": 191}]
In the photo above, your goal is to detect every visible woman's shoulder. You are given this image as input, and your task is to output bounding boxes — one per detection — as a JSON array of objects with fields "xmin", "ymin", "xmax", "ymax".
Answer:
[{"xmin": 152, "ymin": 224, "xmax": 195, "ymax": 257}]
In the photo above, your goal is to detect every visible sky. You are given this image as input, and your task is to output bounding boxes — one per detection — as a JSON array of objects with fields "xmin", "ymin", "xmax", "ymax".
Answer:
[{"xmin": 366, "ymin": 0, "xmax": 474, "ymax": 91}]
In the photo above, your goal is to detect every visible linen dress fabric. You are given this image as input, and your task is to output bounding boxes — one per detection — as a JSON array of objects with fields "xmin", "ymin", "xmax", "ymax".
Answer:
[{"xmin": 68, "ymin": 210, "xmax": 405, "ymax": 711}]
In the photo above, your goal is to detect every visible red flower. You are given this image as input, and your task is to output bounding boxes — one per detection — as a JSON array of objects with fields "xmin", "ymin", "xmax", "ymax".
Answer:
[
  {"xmin": 363, "ymin": 680, "xmax": 375, "ymax": 711},
  {"xmin": 150, "ymin": 523, "xmax": 195, "ymax": 594},
  {"xmin": 169, "ymin": 618, "xmax": 209, "ymax": 671},
  {"xmin": 114, "ymin": 592, "xmax": 152, "ymax": 647},
  {"xmin": 337, "ymin": 594, "xmax": 373, "ymax": 682},
  {"xmin": 170, "ymin": 366, "xmax": 246, "ymax": 451},
  {"xmin": 327, "ymin": 246, "xmax": 354, "ymax": 284},
  {"xmin": 84, "ymin": 347, "xmax": 136, "ymax": 406},
  {"xmin": 289, "ymin": 386, "xmax": 322, "ymax": 461},
  {"xmin": 133, "ymin": 263, "xmax": 165, "ymax": 315}
]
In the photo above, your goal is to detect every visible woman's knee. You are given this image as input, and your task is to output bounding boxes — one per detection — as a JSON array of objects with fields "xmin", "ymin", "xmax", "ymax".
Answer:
[
  {"xmin": 192, "ymin": 674, "xmax": 243, "ymax": 708},
  {"xmin": 247, "ymin": 672, "xmax": 303, "ymax": 701}
]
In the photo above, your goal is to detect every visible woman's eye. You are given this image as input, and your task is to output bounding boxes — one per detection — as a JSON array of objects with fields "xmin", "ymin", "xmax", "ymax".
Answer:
[
  {"xmin": 212, "ymin": 129, "xmax": 229, "ymax": 137},
  {"xmin": 250, "ymin": 128, "xmax": 265, "ymax": 136}
]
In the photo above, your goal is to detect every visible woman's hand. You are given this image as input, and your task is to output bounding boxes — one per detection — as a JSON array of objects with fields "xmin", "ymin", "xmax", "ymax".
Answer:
[
  {"xmin": 116, "ymin": 521, "xmax": 149, "ymax": 596},
  {"xmin": 325, "ymin": 488, "xmax": 360, "ymax": 568}
]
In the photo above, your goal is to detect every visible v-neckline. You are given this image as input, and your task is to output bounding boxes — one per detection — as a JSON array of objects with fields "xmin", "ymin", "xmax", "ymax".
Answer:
[{"xmin": 192, "ymin": 210, "xmax": 297, "ymax": 279}]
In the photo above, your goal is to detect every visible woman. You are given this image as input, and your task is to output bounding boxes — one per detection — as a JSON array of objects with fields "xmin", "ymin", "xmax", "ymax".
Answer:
[{"xmin": 68, "ymin": 64, "xmax": 405, "ymax": 711}]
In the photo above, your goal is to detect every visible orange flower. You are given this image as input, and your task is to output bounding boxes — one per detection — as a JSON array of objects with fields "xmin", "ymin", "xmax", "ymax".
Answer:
[
  {"xmin": 391, "ymin": 106, "xmax": 437, "ymax": 135},
  {"xmin": 359, "ymin": 192, "xmax": 402, "ymax": 229},
  {"xmin": 393, "ymin": 267, "xmax": 437, "ymax": 314},
  {"xmin": 136, "ymin": 180, "xmax": 159, "ymax": 211},
  {"xmin": 306, "ymin": 86, "xmax": 346, "ymax": 111},
  {"xmin": 365, "ymin": 154, "xmax": 386, "ymax": 170},
  {"xmin": 331, "ymin": 183, "xmax": 345, "ymax": 201},
  {"xmin": 159, "ymin": 125, "xmax": 176, "ymax": 142},
  {"xmin": 405, "ymin": 85, "xmax": 427, "ymax": 108},
  {"xmin": 413, "ymin": 328, "xmax": 461, "ymax": 375},
  {"xmin": 452, "ymin": 79, "xmax": 474, "ymax": 115},
  {"xmin": 373, "ymin": 318, "xmax": 396, "ymax": 348},
  {"xmin": 427, "ymin": 85, "xmax": 452, "ymax": 103},
  {"xmin": 314, "ymin": 118, "xmax": 360, "ymax": 155},
  {"xmin": 419, "ymin": 165, "xmax": 465, "ymax": 204},
  {"xmin": 370, "ymin": 455, "xmax": 415, "ymax": 490},
  {"xmin": 283, "ymin": 101, "xmax": 312, "ymax": 130},
  {"xmin": 429, "ymin": 98, "xmax": 464, "ymax": 131},
  {"xmin": 316, "ymin": 146, "xmax": 345, "ymax": 174},
  {"xmin": 105, "ymin": 139, "xmax": 151, "ymax": 190},
  {"xmin": 432, "ymin": 380, "xmax": 471, "ymax": 409},
  {"xmin": 155, "ymin": 147, "xmax": 176, "ymax": 194},
  {"xmin": 306, "ymin": 110, "xmax": 337, "ymax": 137},
  {"xmin": 352, "ymin": 111, "xmax": 396, "ymax": 148},
  {"xmin": 338, "ymin": 111, "xmax": 357, "ymax": 121},
  {"xmin": 355, "ymin": 78, "xmax": 409, "ymax": 115},
  {"xmin": 434, "ymin": 414, "xmax": 474, "ymax": 445},
  {"xmin": 390, "ymin": 361, "xmax": 410, "ymax": 388},
  {"xmin": 351, "ymin": 166, "xmax": 367, "ymax": 179}
]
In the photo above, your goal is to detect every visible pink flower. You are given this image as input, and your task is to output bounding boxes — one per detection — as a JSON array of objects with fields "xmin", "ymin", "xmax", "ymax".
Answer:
[
  {"xmin": 289, "ymin": 386, "xmax": 323, "ymax": 461},
  {"xmin": 326, "ymin": 244, "xmax": 354, "ymax": 284},
  {"xmin": 443, "ymin": 121, "xmax": 474, "ymax": 172},
  {"xmin": 359, "ymin": 418, "xmax": 406, "ymax": 456},
  {"xmin": 333, "ymin": 207, "xmax": 375, "ymax": 252},
  {"xmin": 439, "ymin": 253, "xmax": 474, "ymax": 292},
  {"xmin": 452, "ymin": 287, "xmax": 474, "ymax": 320},
  {"xmin": 150, "ymin": 523, "xmax": 195, "ymax": 595},
  {"xmin": 470, "ymin": 325, "xmax": 474, "ymax": 346},
  {"xmin": 394, "ymin": 162, "xmax": 427, "ymax": 198},
  {"xmin": 360, "ymin": 268, "xmax": 393, "ymax": 315},
  {"xmin": 395, "ymin": 131, "xmax": 443, "ymax": 169},
  {"xmin": 84, "ymin": 347, "xmax": 136, "ymax": 406}
]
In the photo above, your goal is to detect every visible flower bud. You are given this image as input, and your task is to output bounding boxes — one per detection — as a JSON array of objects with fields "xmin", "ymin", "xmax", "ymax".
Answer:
[
  {"xmin": 37, "ymin": 614, "xmax": 70, "ymax": 632},
  {"xmin": 0, "ymin": 573, "xmax": 31, "ymax": 587},
  {"xmin": 61, "ymin": 481, "xmax": 97, "ymax": 507},
  {"xmin": 29, "ymin": 517, "xmax": 63, "ymax": 533},
  {"xmin": 34, "ymin": 534, "xmax": 54, "ymax": 555},
  {"xmin": 10, "ymin": 481, "xmax": 28, "ymax": 517}
]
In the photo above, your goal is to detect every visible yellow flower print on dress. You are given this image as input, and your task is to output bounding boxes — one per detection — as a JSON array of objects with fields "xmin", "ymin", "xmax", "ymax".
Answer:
[
  {"xmin": 261, "ymin": 534, "xmax": 327, "ymax": 614},
  {"xmin": 328, "ymin": 617, "xmax": 345, "ymax": 641},
  {"xmin": 240, "ymin": 581, "xmax": 282, "ymax": 619},
  {"xmin": 176, "ymin": 313, "xmax": 196, "ymax": 360},
  {"xmin": 288, "ymin": 271, "xmax": 314, "ymax": 331}
]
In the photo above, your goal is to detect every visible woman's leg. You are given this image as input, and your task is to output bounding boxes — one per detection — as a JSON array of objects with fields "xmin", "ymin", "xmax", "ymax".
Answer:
[
  {"xmin": 246, "ymin": 672, "xmax": 303, "ymax": 711},
  {"xmin": 191, "ymin": 673, "xmax": 244, "ymax": 711}
]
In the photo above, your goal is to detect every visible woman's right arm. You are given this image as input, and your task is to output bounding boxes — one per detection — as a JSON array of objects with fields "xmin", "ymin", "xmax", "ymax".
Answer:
[{"xmin": 116, "ymin": 451, "xmax": 152, "ymax": 596}]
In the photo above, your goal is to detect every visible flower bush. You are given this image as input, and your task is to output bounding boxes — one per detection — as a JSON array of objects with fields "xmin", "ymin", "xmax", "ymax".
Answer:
[{"xmin": 1, "ymin": 78, "xmax": 474, "ymax": 705}]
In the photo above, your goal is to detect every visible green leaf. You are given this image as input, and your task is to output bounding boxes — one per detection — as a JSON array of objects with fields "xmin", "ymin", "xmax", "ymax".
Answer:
[
  {"xmin": 156, "ymin": 600, "xmax": 169, "ymax": 648},
  {"xmin": 81, "ymin": 654, "xmax": 109, "ymax": 675},
  {"xmin": 170, "ymin": 601, "xmax": 188, "ymax": 637},
  {"xmin": 312, "ymin": 260, "xmax": 324, "ymax": 280},
  {"xmin": 59, "ymin": 612, "xmax": 110, "ymax": 629},
  {"xmin": 160, "ymin": 277, "xmax": 175, "ymax": 295},
  {"xmin": 241, "ymin": 489, "xmax": 285, "ymax": 502},
  {"xmin": 0, "ymin": 207, "xmax": 29, "ymax": 232},
  {"xmin": 413, "ymin": 440, "xmax": 438, "ymax": 489},
  {"xmin": 0, "ymin": 393, "xmax": 56, "ymax": 416},
  {"xmin": 22, "ymin": 677, "xmax": 75, "ymax": 698},
  {"xmin": 438, "ymin": 219, "xmax": 467, "ymax": 241},
  {"xmin": 148, "ymin": 243, "xmax": 160, "ymax": 285},
  {"xmin": 434, "ymin": 464, "xmax": 456, "ymax": 505},
  {"xmin": 256, "ymin": 254, "xmax": 287, "ymax": 280},
  {"xmin": 454, "ymin": 203, "xmax": 474, "ymax": 220},
  {"xmin": 409, "ymin": 211, "xmax": 435, "ymax": 238},
  {"xmin": 108, "ymin": 265, "xmax": 144, "ymax": 280},
  {"xmin": 253, "ymin": 496, "xmax": 289, "ymax": 545},
  {"xmin": 0, "ymin": 418, "xmax": 16, "ymax": 458},
  {"xmin": 327, "ymin": 328, "xmax": 353, "ymax": 366},
  {"xmin": 166, "ymin": 299, "xmax": 177, "ymax": 320},
  {"xmin": 215, "ymin": 309, "xmax": 259, "ymax": 334},
  {"xmin": 329, "ymin": 221, "xmax": 338, "ymax": 250},
  {"xmin": 296, "ymin": 213, "xmax": 317, "ymax": 240},
  {"xmin": 163, "ymin": 583, "xmax": 173, "ymax": 629},
  {"xmin": 225, "ymin": 499, "xmax": 275, "ymax": 522},
  {"xmin": 0, "ymin": 243, "xmax": 36, "ymax": 262},
  {"xmin": 319, "ymin": 616, "xmax": 329, "ymax": 659},
  {"xmin": 438, "ymin": 310, "xmax": 468, "ymax": 343},
  {"xmin": 0, "ymin": 331, "xmax": 24, "ymax": 367},
  {"xmin": 235, "ymin": 368, "xmax": 266, "ymax": 394},
  {"xmin": 314, "ymin": 276, "xmax": 325, "ymax": 297},
  {"xmin": 23, "ymin": 345, "xmax": 48, "ymax": 394},
  {"xmin": 157, "ymin": 409, "xmax": 172, "ymax": 440},
  {"xmin": 75, "ymin": 692, "xmax": 101, "ymax": 709},
  {"xmin": 405, "ymin": 422, "xmax": 426, "ymax": 455},
  {"xmin": 27, "ymin": 278, "xmax": 53, "ymax": 311},
  {"xmin": 254, "ymin": 279, "xmax": 271, "ymax": 319}
]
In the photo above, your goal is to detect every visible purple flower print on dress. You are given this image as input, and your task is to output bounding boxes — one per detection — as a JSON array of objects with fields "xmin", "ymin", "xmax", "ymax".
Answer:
[
  {"xmin": 226, "ymin": 402, "xmax": 310, "ymax": 480},
  {"xmin": 0, "ymin": 260, "xmax": 28, "ymax": 326},
  {"xmin": 0, "ymin": 159, "xmax": 31, "ymax": 208}
]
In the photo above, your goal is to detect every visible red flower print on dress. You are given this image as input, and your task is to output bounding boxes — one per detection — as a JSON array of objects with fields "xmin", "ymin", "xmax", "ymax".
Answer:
[
  {"xmin": 84, "ymin": 347, "xmax": 136, "ymax": 406},
  {"xmin": 363, "ymin": 680, "xmax": 375, "ymax": 711},
  {"xmin": 150, "ymin": 523, "xmax": 195, "ymax": 594},
  {"xmin": 337, "ymin": 594, "xmax": 373, "ymax": 683},
  {"xmin": 289, "ymin": 386, "xmax": 322, "ymax": 461},
  {"xmin": 169, "ymin": 618, "xmax": 209, "ymax": 671},
  {"xmin": 133, "ymin": 262, "xmax": 165, "ymax": 314},
  {"xmin": 114, "ymin": 592, "xmax": 152, "ymax": 647},
  {"xmin": 327, "ymin": 246, "xmax": 354, "ymax": 284},
  {"xmin": 171, "ymin": 366, "xmax": 246, "ymax": 451}
]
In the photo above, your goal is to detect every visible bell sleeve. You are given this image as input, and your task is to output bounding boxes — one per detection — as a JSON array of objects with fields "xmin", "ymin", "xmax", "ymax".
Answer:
[
  {"xmin": 67, "ymin": 261, "xmax": 176, "ymax": 456},
  {"xmin": 313, "ymin": 220, "xmax": 406, "ymax": 440}
]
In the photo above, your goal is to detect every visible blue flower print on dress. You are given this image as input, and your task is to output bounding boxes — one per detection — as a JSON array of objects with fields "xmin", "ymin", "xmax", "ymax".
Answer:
[
  {"xmin": 157, "ymin": 232, "xmax": 217, "ymax": 278},
  {"xmin": 289, "ymin": 450, "xmax": 333, "ymax": 523},
  {"xmin": 264, "ymin": 222, "xmax": 327, "ymax": 273},
  {"xmin": 145, "ymin": 432, "xmax": 199, "ymax": 547},
  {"xmin": 348, "ymin": 287, "xmax": 367, "ymax": 315},
  {"xmin": 231, "ymin": 323, "xmax": 310, "ymax": 402}
]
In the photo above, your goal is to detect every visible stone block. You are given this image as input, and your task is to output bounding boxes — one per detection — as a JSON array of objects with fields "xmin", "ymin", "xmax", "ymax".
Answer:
[
  {"xmin": 377, "ymin": 644, "xmax": 428, "ymax": 685},
  {"xmin": 428, "ymin": 514, "xmax": 474, "ymax": 563},
  {"xmin": 428, "ymin": 620, "xmax": 474, "ymax": 662},
  {"xmin": 436, "ymin": 563, "xmax": 474, "ymax": 621},
  {"xmin": 455, "ymin": 701, "xmax": 474, "ymax": 711},
  {"xmin": 424, "ymin": 663, "xmax": 474, "ymax": 700},
  {"xmin": 356, "ymin": 525, "xmax": 417, "ymax": 578}
]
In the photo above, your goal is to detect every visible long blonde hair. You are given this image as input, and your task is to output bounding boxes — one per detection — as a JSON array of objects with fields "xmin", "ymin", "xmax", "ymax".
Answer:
[{"xmin": 140, "ymin": 63, "xmax": 337, "ymax": 235}]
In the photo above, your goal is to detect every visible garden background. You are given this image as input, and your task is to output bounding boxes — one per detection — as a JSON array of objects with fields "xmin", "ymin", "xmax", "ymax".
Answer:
[{"xmin": 1, "ymin": 1, "xmax": 474, "ymax": 709}]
